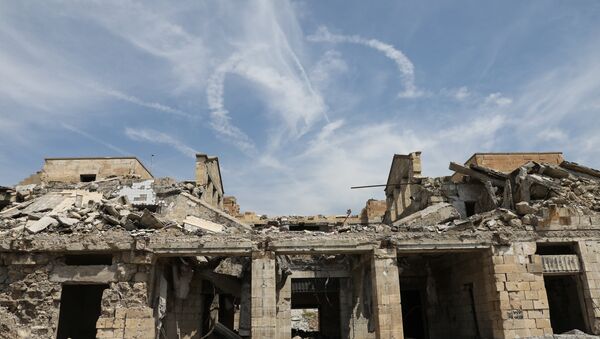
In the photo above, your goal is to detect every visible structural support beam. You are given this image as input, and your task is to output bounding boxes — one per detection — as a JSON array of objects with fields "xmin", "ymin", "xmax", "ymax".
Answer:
[
  {"xmin": 371, "ymin": 248, "xmax": 403, "ymax": 339},
  {"xmin": 251, "ymin": 250, "xmax": 277, "ymax": 338},
  {"xmin": 276, "ymin": 274, "xmax": 292, "ymax": 339}
]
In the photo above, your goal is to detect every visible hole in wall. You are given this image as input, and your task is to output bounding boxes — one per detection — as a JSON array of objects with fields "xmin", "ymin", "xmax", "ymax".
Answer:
[
  {"xmin": 291, "ymin": 278, "xmax": 340, "ymax": 338},
  {"xmin": 536, "ymin": 243, "xmax": 576, "ymax": 255},
  {"xmin": 56, "ymin": 284, "xmax": 108, "ymax": 339},
  {"xmin": 544, "ymin": 275, "xmax": 587, "ymax": 334},
  {"xmin": 79, "ymin": 174, "xmax": 97, "ymax": 182}
]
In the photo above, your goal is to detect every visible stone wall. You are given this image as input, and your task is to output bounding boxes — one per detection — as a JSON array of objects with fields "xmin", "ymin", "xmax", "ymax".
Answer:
[
  {"xmin": 491, "ymin": 242, "xmax": 553, "ymax": 338},
  {"xmin": 428, "ymin": 251, "xmax": 499, "ymax": 339},
  {"xmin": 0, "ymin": 254, "xmax": 60, "ymax": 338},
  {"xmin": 578, "ymin": 240, "xmax": 600, "ymax": 334},
  {"xmin": 96, "ymin": 282, "xmax": 155, "ymax": 339},
  {"xmin": 163, "ymin": 270, "xmax": 205, "ymax": 338},
  {"xmin": 41, "ymin": 158, "xmax": 152, "ymax": 183}
]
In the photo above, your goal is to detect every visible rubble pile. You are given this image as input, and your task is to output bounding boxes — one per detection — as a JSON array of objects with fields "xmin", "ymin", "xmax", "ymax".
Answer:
[
  {"xmin": 0, "ymin": 177, "xmax": 246, "ymax": 237},
  {"xmin": 385, "ymin": 159, "xmax": 600, "ymax": 235}
]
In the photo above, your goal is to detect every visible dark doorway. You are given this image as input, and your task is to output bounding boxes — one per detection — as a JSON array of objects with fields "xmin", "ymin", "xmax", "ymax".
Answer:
[
  {"xmin": 291, "ymin": 278, "xmax": 340, "ymax": 339},
  {"xmin": 464, "ymin": 201, "xmax": 476, "ymax": 217},
  {"xmin": 401, "ymin": 288, "xmax": 427, "ymax": 339},
  {"xmin": 79, "ymin": 174, "xmax": 97, "ymax": 182},
  {"xmin": 544, "ymin": 275, "xmax": 586, "ymax": 334},
  {"xmin": 56, "ymin": 284, "xmax": 108, "ymax": 339}
]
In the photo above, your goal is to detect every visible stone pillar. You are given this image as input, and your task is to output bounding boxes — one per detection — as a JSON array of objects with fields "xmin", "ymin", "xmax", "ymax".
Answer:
[
  {"xmin": 349, "ymin": 259, "xmax": 376, "ymax": 339},
  {"xmin": 239, "ymin": 279, "xmax": 251, "ymax": 337},
  {"xmin": 370, "ymin": 248, "xmax": 403, "ymax": 339},
  {"xmin": 339, "ymin": 277, "xmax": 353, "ymax": 339},
  {"xmin": 490, "ymin": 242, "xmax": 552, "ymax": 338},
  {"xmin": 276, "ymin": 274, "xmax": 292, "ymax": 339},
  {"xmin": 251, "ymin": 251, "xmax": 277, "ymax": 338},
  {"xmin": 578, "ymin": 240, "xmax": 600, "ymax": 334}
]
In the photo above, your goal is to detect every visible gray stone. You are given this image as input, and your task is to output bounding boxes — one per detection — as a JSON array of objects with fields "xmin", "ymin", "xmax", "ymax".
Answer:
[
  {"xmin": 25, "ymin": 216, "xmax": 58, "ymax": 233},
  {"xmin": 393, "ymin": 203, "xmax": 460, "ymax": 227},
  {"xmin": 516, "ymin": 201, "xmax": 537, "ymax": 215}
]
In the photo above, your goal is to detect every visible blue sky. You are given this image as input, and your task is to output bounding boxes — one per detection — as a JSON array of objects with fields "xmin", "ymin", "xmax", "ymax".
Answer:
[{"xmin": 1, "ymin": 1, "xmax": 600, "ymax": 215}]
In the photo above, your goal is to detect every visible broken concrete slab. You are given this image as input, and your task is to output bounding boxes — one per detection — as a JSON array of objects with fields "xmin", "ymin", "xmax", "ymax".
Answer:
[
  {"xmin": 56, "ymin": 216, "xmax": 79, "ymax": 226},
  {"xmin": 139, "ymin": 209, "xmax": 165, "ymax": 229},
  {"xmin": 183, "ymin": 215, "xmax": 224, "ymax": 233},
  {"xmin": 393, "ymin": 202, "xmax": 460, "ymax": 227},
  {"xmin": 449, "ymin": 162, "xmax": 506, "ymax": 187},
  {"xmin": 213, "ymin": 257, "xmax": 245, "ymax": 278},
  {"xmin": 25, "ymin": 216, "xmax": 58, "ymax": 233}
]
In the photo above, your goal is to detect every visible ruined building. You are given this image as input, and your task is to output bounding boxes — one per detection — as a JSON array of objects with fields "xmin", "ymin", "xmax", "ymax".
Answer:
[{"xmin": 2, "ymin": 151, "xmax": 600, "ymax": 339}]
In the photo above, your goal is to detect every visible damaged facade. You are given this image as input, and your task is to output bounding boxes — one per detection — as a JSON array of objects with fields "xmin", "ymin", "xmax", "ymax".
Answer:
[{"xmin": 2, "ymin": 152, "xmax": 600, "ymax": 339}]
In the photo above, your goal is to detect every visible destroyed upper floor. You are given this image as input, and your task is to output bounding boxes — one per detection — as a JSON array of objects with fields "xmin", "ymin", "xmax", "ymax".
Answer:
[{"xmin": 2, "ymin": 151, "xmax": 600, "ymax": 239}]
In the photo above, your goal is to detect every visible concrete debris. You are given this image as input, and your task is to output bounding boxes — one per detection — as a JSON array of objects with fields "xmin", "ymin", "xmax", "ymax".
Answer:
[
  {"xmin": 25, "ymin": 215, "xmax": 58, "ymax": 233},
  {"xmin": 213, "ymin": 257, "xmax": 246, "ymax": 278},
  {"xmin": 0, "ymin": 176, "xmax": 248, "ymax": 236},
  {"xmin": 393, "ymin": 202, "xmax": 460, "ymax": 227},
  {"xmin": 516, "ymin": 201, "xmax": 538, "ymax": 215},
  {"xmin": 183, "ymin": 215, "xmax": 224, "ymax": 233},
  {"xmin": 139, "ymin": 209, "xmax": 165, "ymax": 229}
]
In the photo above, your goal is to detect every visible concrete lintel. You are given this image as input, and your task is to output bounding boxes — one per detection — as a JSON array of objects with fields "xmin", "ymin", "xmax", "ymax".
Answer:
[
  {"xmin": 152, "ymin": 248, "xmax": 251, "ymax": 257},
  {"xmin": 151, "ymin": 240, "xmax": 253, "ymax": 256},
  {"xmin": 50, "ymin": 263, "xmax": 136, "ymax": 283},
  {"xmin": 270, "ymin": 240, "xmax": 377, "ymax": 254},
  {"xmin": 291, "ymin": 269, "xmax": 350, "ymax": 278},
  {"xmin": 396, "ymin": 242, "xmax": 490, "ymax": 254}
]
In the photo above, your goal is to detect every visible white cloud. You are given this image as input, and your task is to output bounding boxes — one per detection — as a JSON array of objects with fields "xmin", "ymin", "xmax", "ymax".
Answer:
[
  {"xmin": 453, "ymin": 86, "xmax": 471, "ymax": 101},
  {"xmin": 309, "ymin": 50, "xmax": 348, "ymax": 89},
  {"xmin": 536, "ymin": 128, "xmax": 568, "ymax": 142},
  {"xmin": 307, "ymin": 26, "xmax": 423, "ymax": 98},
  {"xmin": 206, "ymin": 48, "xmax": 328, "ymax": 155},
  {"xmin": 125, "ymin": 127, "xmax": 197, "ymax": 158},
  {"xmin": 485, "ymin": 92, "xmax": 513, "ymax": 106}
]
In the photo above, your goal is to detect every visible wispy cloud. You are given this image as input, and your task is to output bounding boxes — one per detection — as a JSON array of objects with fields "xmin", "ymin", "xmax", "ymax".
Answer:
[
  {"xmin": 90, "ymin": 84, "xmax": 195, "ymax": 119},
  {"xmin": 307, "ymin": 26, "xmax": 423, "ymax": 98},
  {"xmin": 309, "ymin": 50, "xmax": 348, "ymax": 90},
  {"xmin": 62, "ymin": 123, "xmax": 130, "ymax": 155},
  {"xmin": 484, "ymin": 92, "xmax": 513, "ymax": 106},
  {"xmin": 206, "ymin": 51, "xmax": 260, "ymax": 155},
  {"xmin": 125, "ymin": 127, "xmax": 197, "ymax": 158}
]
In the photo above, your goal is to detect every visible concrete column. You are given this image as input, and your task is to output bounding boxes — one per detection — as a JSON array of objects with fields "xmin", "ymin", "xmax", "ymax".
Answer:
[
  {"xmin": 276, "ymin": 274, "xmax": 292, "ymax": 339},
  {"xmin": 251, "ymin": 251, "xmax": 277, "ymax": 338},
  {"xmin": 339, "ymin": 277, "xmax": 352, "ymax": 339},
  {"xmin": 370, "ymin": 248, "xmax": 403, "ymax": 339},
  {"xmin": 239, "ymin": 280, "xmax": 251, "ymax": 337},
  {"xmin": 349, "ymin": 257, "xmax": 376, "ymax": 339}
]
